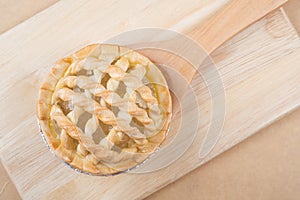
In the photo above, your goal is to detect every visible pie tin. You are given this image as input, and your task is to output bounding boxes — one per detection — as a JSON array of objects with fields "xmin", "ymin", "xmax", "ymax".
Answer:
[{"xmin": 38, "ymin": 117, "xmax": 171, "ymax": 176}]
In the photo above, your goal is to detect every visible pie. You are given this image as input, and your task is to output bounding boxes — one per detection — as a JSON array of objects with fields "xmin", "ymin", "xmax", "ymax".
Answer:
[{"xmin": 37, "ymin": 44, "xmax": 172, "ymax": 175}]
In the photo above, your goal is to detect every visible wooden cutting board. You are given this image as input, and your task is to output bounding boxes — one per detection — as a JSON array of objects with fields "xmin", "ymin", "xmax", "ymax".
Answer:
[{"xmin": 0, "ymin": 0, "xmax": 299, "ymax": 199}]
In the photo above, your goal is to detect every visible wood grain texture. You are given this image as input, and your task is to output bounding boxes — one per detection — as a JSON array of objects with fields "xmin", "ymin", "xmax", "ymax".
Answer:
[
  {"xmin": 147, "ymin": 2, "xmax": 300, "ymax": 199},
  {"xmin": 0, "ymin": 7, "xmax": 299, "ymax": 199},
  {"xmin": 0, "ymin": 0, "xmax": 58, "ymax": 34},
  {"xmin": 147, "ymin": 107, "xmax": 300, "ymax": 200},
  {"xmin": 0, "ymin": 161, "xmax": 21, "ymax": 200},
  {"xmin": 187, "ymin": 0, "xmax": 288, "ymax": 52}
]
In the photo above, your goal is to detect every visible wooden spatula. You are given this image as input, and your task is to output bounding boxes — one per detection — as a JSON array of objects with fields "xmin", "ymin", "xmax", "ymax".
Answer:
[{"xmin": 123, "ymin": 0, "xmax": 289, "ymax": 171}]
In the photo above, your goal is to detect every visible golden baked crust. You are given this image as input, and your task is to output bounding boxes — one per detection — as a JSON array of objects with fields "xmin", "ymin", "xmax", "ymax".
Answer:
[{"xmin": 37, "ymin": 44, "xmax": 172, "ymax": 175}]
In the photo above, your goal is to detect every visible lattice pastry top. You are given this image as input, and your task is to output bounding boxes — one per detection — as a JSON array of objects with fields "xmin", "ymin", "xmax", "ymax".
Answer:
[{"xmin": 37, "ymin": 44, "xmax": 172, "ymax": 175}]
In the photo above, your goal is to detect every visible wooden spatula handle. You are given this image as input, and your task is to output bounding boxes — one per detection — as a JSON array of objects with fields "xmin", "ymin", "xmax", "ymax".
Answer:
[{"xmin": 188, "ymin": 0, "xmax": 288, "ymax": 53}]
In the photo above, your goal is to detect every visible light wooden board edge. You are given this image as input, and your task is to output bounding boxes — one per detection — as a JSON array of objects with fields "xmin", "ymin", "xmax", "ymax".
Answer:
[
  {"xmin": 281, "ymin": 7, "xmax": 300, "ymax": 37},
  {"xmin": 283, "ymin": 0, "xmax": 300, "ymax": 34},
  {"xmin": 0, "ymin": 0, "xmax": 59, "ymax": 35},
  {"xmin": 0, "ymin": 159, "xmax": 21, "ymax": 200}
]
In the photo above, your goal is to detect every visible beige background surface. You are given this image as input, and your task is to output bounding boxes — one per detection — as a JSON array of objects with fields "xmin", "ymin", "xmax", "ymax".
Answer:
[{"xmin": 0, "ymin": 1, "xmax": 299, "ymax": 199}]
